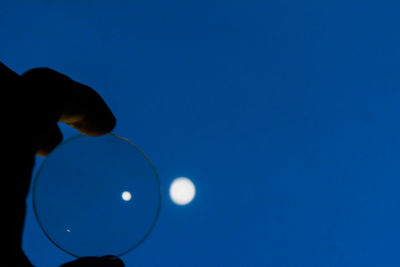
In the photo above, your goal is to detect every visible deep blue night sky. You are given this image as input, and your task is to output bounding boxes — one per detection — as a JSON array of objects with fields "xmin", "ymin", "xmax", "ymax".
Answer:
[{"xmin": 2, "ymin": 0, "xmax": 400, "ymax": 266}]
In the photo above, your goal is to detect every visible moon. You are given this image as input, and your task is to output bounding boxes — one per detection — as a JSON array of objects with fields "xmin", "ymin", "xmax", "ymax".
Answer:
[
  {"xmin": 121, "ymin": 191, "xmax": 132, "ymax": 201},
  {"xmin": 169, "ymin": 177, "xmax": 196, "ymax": 205}
]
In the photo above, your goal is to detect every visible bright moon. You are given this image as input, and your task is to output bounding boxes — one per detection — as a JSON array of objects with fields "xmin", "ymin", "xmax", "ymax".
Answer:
[
  {"xmin": 121, "ymin": 191, "xmax": 132, "ymax": 201},
  {"xmin": 169, "ymin": 177, "xmax": 196, "ymax": 205}
]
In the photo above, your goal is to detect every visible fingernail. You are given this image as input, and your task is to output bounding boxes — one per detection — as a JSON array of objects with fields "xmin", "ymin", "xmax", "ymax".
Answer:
[{"xmin": 103, "ymin": 255, "xmax": 118, "ymax": 260}]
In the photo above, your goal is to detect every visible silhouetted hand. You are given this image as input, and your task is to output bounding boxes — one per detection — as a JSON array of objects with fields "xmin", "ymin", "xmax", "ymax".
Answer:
[{"xmin": 1, "ymin": 62, "xmax": 124, "ymax": 267}]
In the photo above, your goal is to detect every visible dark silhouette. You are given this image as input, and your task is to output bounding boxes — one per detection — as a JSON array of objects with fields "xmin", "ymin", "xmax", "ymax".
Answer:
[{"xmin": 1, "ymin": 62, "xmax": 124, "ymax": 267}]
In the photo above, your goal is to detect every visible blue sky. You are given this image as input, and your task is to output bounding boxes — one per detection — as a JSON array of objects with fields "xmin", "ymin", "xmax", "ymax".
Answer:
[{"xmin": 2, "ymin": 0, "xmax": 400, "ymax": 266}]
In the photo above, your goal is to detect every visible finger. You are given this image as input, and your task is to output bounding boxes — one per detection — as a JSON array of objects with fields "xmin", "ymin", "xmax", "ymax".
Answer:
[
  {"xmin": 101, "ymin": 255, "xmax": 125, "ymax": 267},
  {"xmin": 36, "ymin": 123, "xmax": 63, "ymax": 156},
  {"xmin": 59, "ymin": 80, "xmax": 116, "ymax": 136},
  {"xmin": 21, "ymin": 68, "xmax": 116, "ymax": 136}
]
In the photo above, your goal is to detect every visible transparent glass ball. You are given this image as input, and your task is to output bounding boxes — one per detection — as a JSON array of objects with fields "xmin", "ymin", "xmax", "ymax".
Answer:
[{"xmin": 32, "ymin": 134, "xmax": 161, "ymax": 257}]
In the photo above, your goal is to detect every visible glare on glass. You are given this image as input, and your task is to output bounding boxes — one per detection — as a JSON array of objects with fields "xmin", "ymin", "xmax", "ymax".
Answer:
[{"xmin": 32, "ymin": 134, "xmax": 161, "ymax": 258}]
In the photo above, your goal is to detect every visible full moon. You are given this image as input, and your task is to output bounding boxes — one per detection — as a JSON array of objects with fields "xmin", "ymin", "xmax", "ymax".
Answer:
[
  {"xmin": 121, "ymin": 191, "xmax": 132, "ymax": 201},
  {"xmin": 169, "ymin": 177, "xmax": 196, "ymax": 205}
]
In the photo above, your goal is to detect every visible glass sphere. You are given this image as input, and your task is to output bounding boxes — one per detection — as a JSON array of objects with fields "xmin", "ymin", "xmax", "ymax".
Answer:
[{"xmin": 32, "ymin": 134, "xmax": 161, "ymax": 257}]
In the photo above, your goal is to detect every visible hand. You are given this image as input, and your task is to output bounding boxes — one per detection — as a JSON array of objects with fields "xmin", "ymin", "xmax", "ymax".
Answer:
[{"xmin": 1, "ymin": 62, "xmax": 123, "ymax": 266}]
